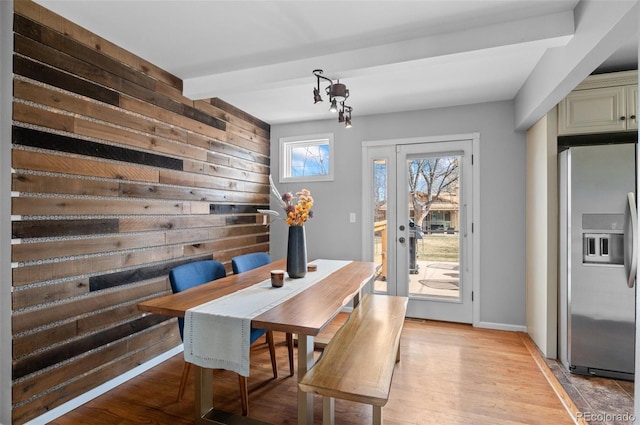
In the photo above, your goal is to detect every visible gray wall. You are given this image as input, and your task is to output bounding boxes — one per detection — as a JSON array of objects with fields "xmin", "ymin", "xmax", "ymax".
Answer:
[{"xmin": 270, "ymin": 100, "xmax": 527, "ymax": 328}]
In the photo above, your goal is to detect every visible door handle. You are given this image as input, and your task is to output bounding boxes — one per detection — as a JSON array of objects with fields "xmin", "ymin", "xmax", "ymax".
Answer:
[{"xmin": 624, "ymin": 192, "xmax": 637, "ymax": 288}]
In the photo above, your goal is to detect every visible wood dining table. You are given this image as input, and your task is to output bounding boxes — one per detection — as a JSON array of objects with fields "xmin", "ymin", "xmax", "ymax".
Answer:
[{"xmin": 137, "ymin": 258, "xmax": 377, "ymax": 425}]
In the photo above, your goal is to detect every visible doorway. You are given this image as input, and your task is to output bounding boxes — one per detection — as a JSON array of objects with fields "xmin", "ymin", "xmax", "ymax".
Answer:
[{"xmin": 362, "ymin": 134, "xmax": 478, "ymax": 323}]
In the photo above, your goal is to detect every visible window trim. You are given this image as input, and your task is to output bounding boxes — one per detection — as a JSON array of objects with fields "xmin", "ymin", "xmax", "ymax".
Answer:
[{"xmin": 279, "ymin": 133, "xmax": 334, "ymax": 183}]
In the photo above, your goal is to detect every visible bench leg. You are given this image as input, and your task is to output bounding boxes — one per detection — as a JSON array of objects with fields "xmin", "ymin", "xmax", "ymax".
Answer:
[
  {"xmin": 322, "ymin": 396, "xmax": 335, "ymax": 425},
  {"xmin": 353, "ymin": 290, "xmax": 361, "ymax": 308},
  {"xmin": 373, "ymin": 405, "xmax": 382, "ymax": 425}
]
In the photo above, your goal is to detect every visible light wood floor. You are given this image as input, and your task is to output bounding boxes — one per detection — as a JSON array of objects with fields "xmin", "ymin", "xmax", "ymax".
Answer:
[{"xmin": 49, "ymin": 316, "xmax": 574, "ymax": 425}]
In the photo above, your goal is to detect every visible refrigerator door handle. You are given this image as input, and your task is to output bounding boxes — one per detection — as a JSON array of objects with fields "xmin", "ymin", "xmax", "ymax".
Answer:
[{"xmin": 624, "ymin": 192, "xmax": 637, "ymax": 288}]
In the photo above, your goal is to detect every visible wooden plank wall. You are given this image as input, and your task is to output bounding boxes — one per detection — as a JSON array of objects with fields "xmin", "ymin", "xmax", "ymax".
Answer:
[{"xmin": 10, "ymin": 1, "xmax": 271, "ymax": 423}]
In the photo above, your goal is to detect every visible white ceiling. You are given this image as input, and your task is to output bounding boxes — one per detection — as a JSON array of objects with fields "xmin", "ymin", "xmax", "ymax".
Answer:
[{"xmin": 34, "ymin": 0, "xmax": 638, "ymax": 126}]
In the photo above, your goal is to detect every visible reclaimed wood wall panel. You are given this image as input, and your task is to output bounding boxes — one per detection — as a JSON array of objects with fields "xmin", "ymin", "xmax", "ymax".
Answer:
[
  {"xmin": 12, "ymin": 233, "xmax": 167, "ymax": 262},
  {"xmin": 12, "ymin": 323, "xmax": 180, "ymax": 424},
  {"xmin": 12, "ymin": 149, "xmax": 161, "ymax": 182},
  {"xmin": 10, "ymin": 2, "xmax": 271, "ymax": 423}
]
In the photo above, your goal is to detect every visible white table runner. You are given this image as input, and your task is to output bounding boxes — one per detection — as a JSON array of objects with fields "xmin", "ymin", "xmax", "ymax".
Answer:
[{"xmin": 183, "ymin": 259, "xmax": 352, "ymax": 376}]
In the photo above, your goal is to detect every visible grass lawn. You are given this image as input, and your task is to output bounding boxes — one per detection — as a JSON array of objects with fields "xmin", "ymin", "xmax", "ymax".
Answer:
[
  {"xmin": 416, "ymin": 234, "xmax": 459, "ymax": 262},
  {"xmin": 374, "ymin": 233, "xmax": 459, "ymax": 264}
]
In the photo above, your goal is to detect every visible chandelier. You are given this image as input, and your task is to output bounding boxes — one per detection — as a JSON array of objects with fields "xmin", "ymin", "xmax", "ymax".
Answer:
[{"xmin": 313, "ymin": 69, "xmax": 352, "ymax": 128}]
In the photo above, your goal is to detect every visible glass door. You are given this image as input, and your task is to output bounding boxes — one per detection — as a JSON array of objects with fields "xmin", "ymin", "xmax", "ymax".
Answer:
[
  {"xmin": 363, "ymin": 137, "xmax": 474, "ymax": 323},
  {"xmin": 364, "ymin": 145, "xmax": 397, "ymax": 296},
  {"xmin": 396, "ymin": 141, "xmax": 472, "ymax": 322}
]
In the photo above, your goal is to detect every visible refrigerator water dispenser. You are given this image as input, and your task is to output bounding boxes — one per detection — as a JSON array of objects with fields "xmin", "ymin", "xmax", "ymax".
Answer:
[
  {"xmin": 582, "ymin": 233, "xmax": 623, "ymax": 265},
  {"xmin": 581, "ymin": 213, "xmax": 624, "ymax": 265}
]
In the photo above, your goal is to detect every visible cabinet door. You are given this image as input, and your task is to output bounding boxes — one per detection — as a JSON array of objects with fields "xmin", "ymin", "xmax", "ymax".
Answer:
[
  {"xmin": 626, "ymin": 85, "xmax": 637, "ymax": 131},
  {"xmin": 558, "ymin": 86, "xmax": 626, "ymax": 135}
]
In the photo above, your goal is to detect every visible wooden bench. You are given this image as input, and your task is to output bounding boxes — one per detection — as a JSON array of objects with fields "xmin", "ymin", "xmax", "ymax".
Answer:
[{"xmin": 298, "ymin": 294, "xmax": 408, "ymax": 425}]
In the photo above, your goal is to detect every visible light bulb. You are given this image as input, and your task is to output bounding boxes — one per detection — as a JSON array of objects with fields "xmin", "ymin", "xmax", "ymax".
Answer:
[{"xmin": 329, "ymin": 99, "xmax": 338, "ymax": 113}]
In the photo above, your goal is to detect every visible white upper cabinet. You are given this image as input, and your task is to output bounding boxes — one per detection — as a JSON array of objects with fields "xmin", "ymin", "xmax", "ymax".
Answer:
[
  {"xmin": 558, "ymin": 70, "xmax": 637, "ymax": 135},
  {"xmin": 626, "ymin": 84, "xmax": 638, "ymax": 131}
]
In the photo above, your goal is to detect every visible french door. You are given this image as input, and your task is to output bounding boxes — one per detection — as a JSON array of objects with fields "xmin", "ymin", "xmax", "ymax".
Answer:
[{"xmin": 362, "ymin": 135, "xmax": 476, "ymax": 323}]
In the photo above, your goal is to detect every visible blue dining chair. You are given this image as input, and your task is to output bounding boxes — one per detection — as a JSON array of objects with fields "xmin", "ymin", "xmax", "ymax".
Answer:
[
  {"xmin": 231, "ymin": 252, "xmax": 272, "ymax": 274},
  {"xmin": 169, "ymin": 260, "xmax": 278, "ymax": 415},
  {"xmin": 231, "ymin": 253, "xmax": 295, "ymax": 377}
]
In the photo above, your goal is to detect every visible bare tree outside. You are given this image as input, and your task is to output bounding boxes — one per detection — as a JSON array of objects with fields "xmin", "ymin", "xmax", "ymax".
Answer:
[
  {"xmin": 290, "ymin": 145, "xmax": 330, "ymax": 176},
  {"xmin": 408, "ymin": 157, "xmax": 459, "ymax": 229},
  {"xmin": 373, "ymin": 160, "xmax": 387, "ymax": 222}
]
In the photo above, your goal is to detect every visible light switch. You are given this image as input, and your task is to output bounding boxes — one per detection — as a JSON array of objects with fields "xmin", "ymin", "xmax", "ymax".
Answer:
[{"xmin": 349, "ymin": 213, "xmax": 356, "ymax": 223}]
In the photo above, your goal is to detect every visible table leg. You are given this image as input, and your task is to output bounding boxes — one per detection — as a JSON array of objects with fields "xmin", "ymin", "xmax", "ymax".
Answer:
[
  {"xmin": 194, "ymin": 365, "xmax": 213, "ymax": 421},
  {"xmin": 297, "ymin": 334, "xmax": 314, "ymax": 425}
]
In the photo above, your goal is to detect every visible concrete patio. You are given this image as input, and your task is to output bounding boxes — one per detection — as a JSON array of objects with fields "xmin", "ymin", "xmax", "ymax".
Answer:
[{"xmin": 374, "ymin": 260, "xmax": 460, "ymax": 300}]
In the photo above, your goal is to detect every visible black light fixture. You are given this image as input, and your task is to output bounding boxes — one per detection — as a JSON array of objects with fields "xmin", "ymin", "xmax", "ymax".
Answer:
[{"xmin": 313, "ymin": 69, "xmax": 353, "ymax": 127}]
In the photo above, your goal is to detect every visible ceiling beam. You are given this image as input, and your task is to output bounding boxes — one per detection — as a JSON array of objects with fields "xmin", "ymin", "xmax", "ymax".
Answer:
[
  {"xmin": 514, "ymin": 0, "xmax": 639, "ymax": 132},
  {"xmin": 183, "ymin": 11, "xmax": 574, "ymax": 100}
]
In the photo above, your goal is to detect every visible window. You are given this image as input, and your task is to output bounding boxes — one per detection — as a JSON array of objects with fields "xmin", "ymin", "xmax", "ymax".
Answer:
[{"xmin": 279, "ymin": 134, "xmax": 334, "ymax": 183}]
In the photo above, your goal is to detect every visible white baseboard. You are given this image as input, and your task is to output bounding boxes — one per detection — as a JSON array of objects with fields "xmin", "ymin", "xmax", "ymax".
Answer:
[
  {"xmin": 476, "ymin": 321, "xmax": 527, "ymax": 332},
  {"xmin": 24, "ymin": 345, "xmax": 183, "ymax": 425}
]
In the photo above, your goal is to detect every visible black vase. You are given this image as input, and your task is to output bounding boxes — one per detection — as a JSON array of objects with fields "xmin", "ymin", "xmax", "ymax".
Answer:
[{"xmin": 286, "ymin": 225, "xmax": 307, "ymax": 278}]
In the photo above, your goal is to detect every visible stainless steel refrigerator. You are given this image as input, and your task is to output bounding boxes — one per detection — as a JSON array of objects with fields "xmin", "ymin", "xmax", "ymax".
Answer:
[{"xmin": 559, "ymin": 143, "xmax": 637, "ymax": 380}]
